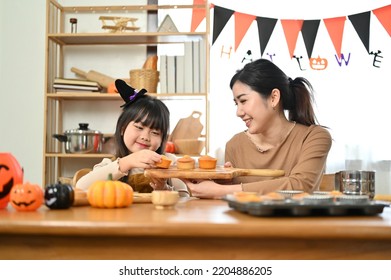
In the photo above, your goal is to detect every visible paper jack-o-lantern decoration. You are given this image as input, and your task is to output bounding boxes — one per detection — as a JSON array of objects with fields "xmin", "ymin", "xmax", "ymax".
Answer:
[
  {"xmin": 10, "ymin": 182, "xmax": 44, "ymax": 211},
  {"xmin": 0, "ymin": 153, "xmax": 24, "ymax": 209},
  {"xmin": 310, "ymin": 56, "xmax": 328, "ymax": 70}
]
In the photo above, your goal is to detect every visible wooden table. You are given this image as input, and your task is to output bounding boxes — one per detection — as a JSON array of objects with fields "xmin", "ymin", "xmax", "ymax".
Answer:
[{"xmin": 1, "ymin": 198, "xmax": 391, "ymax": 260}]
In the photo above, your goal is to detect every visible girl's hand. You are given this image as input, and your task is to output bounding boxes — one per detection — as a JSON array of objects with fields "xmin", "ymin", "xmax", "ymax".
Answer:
[
  {"xmin": 119, "ymin": 150, "xmax": 162, "ymax": 172},
  {"xmin": 149, "ymin": 177, "xmax": 171, "ymax": 190}
]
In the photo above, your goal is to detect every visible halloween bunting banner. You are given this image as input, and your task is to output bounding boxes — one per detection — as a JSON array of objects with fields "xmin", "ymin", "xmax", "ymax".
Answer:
[{"xmin": 190, "ymin": 2, "xmax": 391, "ymax": 60}]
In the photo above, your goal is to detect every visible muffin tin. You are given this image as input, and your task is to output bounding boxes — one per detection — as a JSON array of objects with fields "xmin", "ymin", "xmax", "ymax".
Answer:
[{"xmin": 224, "ymin": 194, "xmax": 388, "ymax": 217}]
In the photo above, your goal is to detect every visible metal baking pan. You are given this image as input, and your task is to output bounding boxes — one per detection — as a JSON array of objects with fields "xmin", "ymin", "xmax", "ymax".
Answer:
[{"xmin": 224, "ymin": 196, "xmax": 388, "ymax": 217}]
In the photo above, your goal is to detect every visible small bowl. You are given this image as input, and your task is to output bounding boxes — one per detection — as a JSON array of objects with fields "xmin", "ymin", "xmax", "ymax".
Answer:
[{"xmin": 151, "ymin": 190, "xmax": 179, "ymax": 210}]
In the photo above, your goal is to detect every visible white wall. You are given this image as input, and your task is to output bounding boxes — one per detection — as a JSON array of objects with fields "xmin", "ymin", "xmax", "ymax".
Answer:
[
  {"xmin": 0, "ymin": 0, "xmax": 45, "ymax": 185},
  {"xmin": 208, "ymin": 0, "xmax": 391, "ymax": 194},
  {"xmin": 1, "ymin": 0, "xmax": 391, "ymax": 193}
]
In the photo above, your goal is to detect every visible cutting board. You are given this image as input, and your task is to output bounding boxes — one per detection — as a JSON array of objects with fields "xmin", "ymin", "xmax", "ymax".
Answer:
[
  {"xmin": 72, "ymin": 189, "xmax": 152, "ymax": 206},
  {"xmin": 169, "ymin": 111, "xmax": 203, "ymax": 141},
  {"xmin": 71, "ymin": 67, "xmax": 115, "ymax": 88},
  {"xmin": 144, "ymin": 167, "xmax": 285, "ymax": 180}
]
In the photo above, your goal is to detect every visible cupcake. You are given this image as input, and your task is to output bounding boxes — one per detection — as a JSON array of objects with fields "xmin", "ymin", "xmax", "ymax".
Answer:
[
  {"xmin": 177, "ymin": 155, "xmax": 195, "ymax": 170},
  {"xmin": 277, "ymin": 190, "xmax": 304, "ymax": 199},
  {"xmin": 155, "ymin": 155, "xmax": 172, "ymax": 169},
  {"xmin": 233, "ymin": 192, "xmax": 262, "ymax": 203},
  {"xmin": 198, "ymin": 155, "xmax": 217, "ymax": 169},
  {"xmin": 262, "ymin": 192, "xmax": 285, "ymax": 201},
  {"xmin": 291, "ymin": 192, "xmax": 310, "ymax": 201}
]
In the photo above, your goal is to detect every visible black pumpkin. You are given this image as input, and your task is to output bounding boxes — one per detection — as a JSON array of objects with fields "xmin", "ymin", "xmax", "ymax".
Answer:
[{"xmin": 44, "ymin": 182, "xmax": 74, "ymax": 209}]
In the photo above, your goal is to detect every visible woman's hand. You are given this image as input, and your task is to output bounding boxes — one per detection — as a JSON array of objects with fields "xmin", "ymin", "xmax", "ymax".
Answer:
[{"xmin": 184, "ymin": 179, "xmax": 238, "ymax": 199}]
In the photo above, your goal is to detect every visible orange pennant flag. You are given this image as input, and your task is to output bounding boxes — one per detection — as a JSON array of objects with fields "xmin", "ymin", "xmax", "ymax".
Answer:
[
  {"xmin": 191, "ymin": 0, "xmax": 207, "ymax": 32},
  {"xmin": 323, "ymin": 16, "xmax": 346, "ymax": 59},
  {"xmin": 280, "ymin": 19, "xmax": 304, "ymax": 58},
  {"xmin": 373, "ymin": 4, "xmax": 391, "ymax": 37},
  {"xmin": 234, "ymin": 12, "xmax": 256, "ymax": 51}
]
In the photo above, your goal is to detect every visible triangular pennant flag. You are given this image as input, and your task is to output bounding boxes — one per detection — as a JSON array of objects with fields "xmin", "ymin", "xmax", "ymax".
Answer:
[
  {"xmin": 280, "ymin": 19, "xmax": 304, "ymax": 58},
  {"xmin": 234, "ymin": 12, "xmax": 256, "ymax": 51},
  {"xmin": 323, "ymin": 16, "xmax": 346, "ymax": 59},
  {"xmin": 191, "ymin": 0, "xmax": 207, "ymax": 32},
  {"xmin": 301, "ymin": 20, "xmax": 320, "ymax": 59},
  {"xmin": 256, "ymin": 16, "xmax": 278, "ymax": 57},
  {"xmin": 373, "ymin": 4, "xmax": 391, "ymax": 37},
  {"xmin": 348, "ymin": 11, "xmax": 371, "ymax": 53},
  {"xmin": 157, "ymin": 15, "xmax": 178, "ymax": 32},
  {"xmin": 212, "ymin": 6, "xmax": 234, "ymax": 45}
]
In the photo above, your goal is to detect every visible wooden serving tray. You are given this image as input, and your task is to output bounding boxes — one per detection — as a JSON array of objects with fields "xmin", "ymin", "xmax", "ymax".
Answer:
[{"xmin": 144, "ymin": 166, "xmax": 285, "ymax": 180}]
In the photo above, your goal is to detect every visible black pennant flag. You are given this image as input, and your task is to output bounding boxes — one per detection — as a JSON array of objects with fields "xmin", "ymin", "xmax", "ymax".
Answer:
[
  {"xmin": 301, "ymin": 19, "xmax": 320, "ymax": 59},
  {"xmin": 348, "ymin": 11, "xmax": 371, "ymax": 53},
  {"xmin": 212, "ymin": 6, "xmax": 235, "ymax": 45},
  {"xmin": 256, "ymin": 16, "xmax": 278, "ymax": 57}
]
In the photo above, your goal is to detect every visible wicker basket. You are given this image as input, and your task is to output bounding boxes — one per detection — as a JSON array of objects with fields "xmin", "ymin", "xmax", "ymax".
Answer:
[{"xmin": 129, "ymin": 69, "xmax": 159, "ymax": 93}]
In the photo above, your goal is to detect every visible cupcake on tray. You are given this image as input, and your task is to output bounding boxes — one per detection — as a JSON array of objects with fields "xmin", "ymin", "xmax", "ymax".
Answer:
[
  {"xmin": 198, "ymin": 155, "xmax": 217, "ymax": 169},
  {"xmin": 176, "ymin": 155, "xmax": 195, "ymax": 170}
]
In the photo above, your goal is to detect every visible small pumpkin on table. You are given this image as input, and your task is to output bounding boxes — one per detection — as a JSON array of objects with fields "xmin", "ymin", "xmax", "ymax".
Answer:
[
  {"xmin": 87, "ymin": 174, "xmax": 134, "ymax": 208},
  {"xmin": 10, "ymin": 182, "xmax": 44, "ymax": 211},
  {"xmin": 44, "ymin": 181, "xmax": 74, "ymax": 209}
]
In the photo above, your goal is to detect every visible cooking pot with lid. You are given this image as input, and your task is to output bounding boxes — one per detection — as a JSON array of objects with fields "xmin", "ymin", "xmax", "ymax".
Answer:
[{"xmin": 53, "ymin": 123, "xmax": 104, "ymax": 154}]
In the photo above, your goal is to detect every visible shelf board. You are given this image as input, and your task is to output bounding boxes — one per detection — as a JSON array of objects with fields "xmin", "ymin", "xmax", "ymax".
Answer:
[
  {"xmin": 47, "ymin": 93, "xmax": 121, "ymax": 100},
  {"xmin": 46, "ymin": 92, "xmax": 207, "ymax": 100},
  {"xmin": 61, "ymin": 4, "xmax": 206, "ymax": 13},
  {"xmin": 48, "ymin": 32, "xmax": 207, "ymax": 45},
  {"xmin": 45, "ymin": 153, "xmax": 115, "ymax": 159}
]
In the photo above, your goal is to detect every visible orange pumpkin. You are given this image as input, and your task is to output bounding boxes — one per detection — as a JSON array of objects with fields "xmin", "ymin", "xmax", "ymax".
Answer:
[
  {"xmin": 107, "ymin": 81, "xmax": 118, "ymax": 94},
  {"xmin": 10, "ymin": 182, "xmax": 44, "ymax": 211},
  {"xmin": 0, "ymin": 153, "xmax": 24, "ymax": 209},
  {"xmin": 87, "ymin": 175, "xmax": 133, "ymax": 208}
]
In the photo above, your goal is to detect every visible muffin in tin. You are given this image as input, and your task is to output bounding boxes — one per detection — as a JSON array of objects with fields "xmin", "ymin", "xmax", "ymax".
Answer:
[
  {"xmin": 277, "ymin": 190, "xmax": 304, "ymax": 199},
  {"xmin": 303, "ymin": 194, "xmax": 334, "ymax": 204},
  {"xmin": 337, "ymin": 195, "xmax": 370, "ymax": 204}
]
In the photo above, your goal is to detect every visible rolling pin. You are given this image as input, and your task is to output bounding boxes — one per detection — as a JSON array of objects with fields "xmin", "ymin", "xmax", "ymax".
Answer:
[
  {"xmin": 71, "ymin": 67, "xmax": 115, "ymax": 88},
  {"xmin": 374, "ymin": 194, "xmax": 391, "ymax": 202}
]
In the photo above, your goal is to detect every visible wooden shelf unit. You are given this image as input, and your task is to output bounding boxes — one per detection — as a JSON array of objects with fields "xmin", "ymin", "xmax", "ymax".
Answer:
[{"xmin": 43, "ymin": 0, "xmax": 210, "ymax": 186}]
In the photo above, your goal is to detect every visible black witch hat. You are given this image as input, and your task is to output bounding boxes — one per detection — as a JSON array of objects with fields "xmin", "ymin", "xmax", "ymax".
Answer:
[{"xmin": 115, "ymin": 79, "xmax": 148, "ymax": 108}]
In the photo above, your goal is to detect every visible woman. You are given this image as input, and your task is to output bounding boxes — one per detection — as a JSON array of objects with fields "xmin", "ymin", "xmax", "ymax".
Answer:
[
  {"xmin": 186, "ymin": 59, "xmax": 332, "ymax": 198},
  {"xmin": 76, "ymin": 79, "xmax": 173, "ymax": 192}
]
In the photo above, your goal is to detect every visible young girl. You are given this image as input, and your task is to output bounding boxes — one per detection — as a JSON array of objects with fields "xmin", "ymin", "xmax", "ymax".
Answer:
[
  {"xmin": 186, "ymin": 59, "xmax": 332, "ymax": 198},
  {"xmin": 76, "ymin": 79, "xmax": 173, "ymax": 192}
]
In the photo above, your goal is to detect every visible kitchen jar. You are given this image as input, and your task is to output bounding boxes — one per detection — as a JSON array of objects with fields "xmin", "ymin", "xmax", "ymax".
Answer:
[{"xmin": 335, "ymin": 170, "xmax": 375, "ymax": 199}]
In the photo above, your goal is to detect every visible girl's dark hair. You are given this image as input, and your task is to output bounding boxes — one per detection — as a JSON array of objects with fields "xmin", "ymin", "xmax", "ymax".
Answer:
[
  {"xmin": 230, "ymin": 58, "xmax": 318, "ymax": 126},
  {"xmin": 114, "ymin": 95, "xmax": 170, "ymax": 157}
]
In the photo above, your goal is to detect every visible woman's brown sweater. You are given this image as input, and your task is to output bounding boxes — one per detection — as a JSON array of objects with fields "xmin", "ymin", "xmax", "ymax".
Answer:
[{"xmin": 225, "ymin": 124, "xmax": 332, "ymax": 194}]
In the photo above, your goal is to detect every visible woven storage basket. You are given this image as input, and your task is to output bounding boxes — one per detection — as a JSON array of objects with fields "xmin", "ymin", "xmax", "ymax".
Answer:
[{"xmin": 129, "ymin": 69, "xmax": 159, "ymax": 93}]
